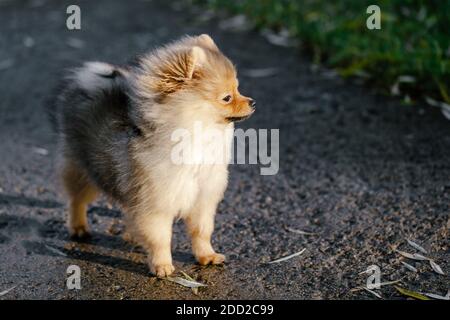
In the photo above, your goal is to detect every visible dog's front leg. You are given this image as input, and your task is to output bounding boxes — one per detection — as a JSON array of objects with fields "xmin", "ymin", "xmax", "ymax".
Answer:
[
  {"xmin": 133, "ymin": 211, "xmax": 175, "ymax": 277},
  {"xmin": 185, "ymin": 200, "xmax": 225, "ymax": 265}
]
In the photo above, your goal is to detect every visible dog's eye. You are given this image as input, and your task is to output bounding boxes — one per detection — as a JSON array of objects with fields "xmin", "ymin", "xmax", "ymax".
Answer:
[{"xmin": 222, "ymin": 95, "xmax": 232, "ymax": 103}]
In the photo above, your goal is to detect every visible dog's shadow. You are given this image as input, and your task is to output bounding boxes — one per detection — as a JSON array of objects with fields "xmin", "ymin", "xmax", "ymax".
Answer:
[
  {"xmin": 22, "ymin": 237, "xmax": 195, "ymax": 277},
  {"xmin": 21, "ymin": 239, "xmax": 151, "ymax": 276},
  {"xmin": 40, "ymin": 220, "xmax": 196, "ymax": 276},
  {"xmin": 0, "ymin": 193, "xmax": 196, "ymax": 277},
  {"xmin": 0, "ymin": 193, "xmax": 62, "ymax": 209}
]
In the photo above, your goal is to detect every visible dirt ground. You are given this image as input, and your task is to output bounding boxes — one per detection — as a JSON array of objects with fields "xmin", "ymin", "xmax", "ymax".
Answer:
[{"xmin": 0, "ymin": 0, "xmax": 448, "ymax": 299}]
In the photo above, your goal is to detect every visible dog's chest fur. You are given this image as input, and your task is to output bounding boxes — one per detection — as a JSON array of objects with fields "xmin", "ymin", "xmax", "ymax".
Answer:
[{"xmin": 135, "ymin": 121, "xmax": 233, "ymax": 217}]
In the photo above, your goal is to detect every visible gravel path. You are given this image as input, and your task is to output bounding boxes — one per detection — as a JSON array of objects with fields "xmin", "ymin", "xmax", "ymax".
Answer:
[{"xmin": 0, "ymin": 0, "xmax": 448, "ymax": 299}]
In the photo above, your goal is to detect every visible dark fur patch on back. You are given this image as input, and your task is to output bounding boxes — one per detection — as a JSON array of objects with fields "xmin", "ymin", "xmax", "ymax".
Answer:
[{"xmin": 53, "ymin": 74, "xmax": 143, "ymax": 203}]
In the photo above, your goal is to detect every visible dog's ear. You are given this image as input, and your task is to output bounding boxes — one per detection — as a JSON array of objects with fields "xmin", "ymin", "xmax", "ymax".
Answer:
[
  {"xmin": 162, "ymin": 45, "xmax": 206, "ymax": 81},
  {"xmin": 151, "ymin": 46, "xmax": 206, "ymax": 97},
  {"xmin": 187, "ymin": 46, "xmax": 206, "ymax": 78},
  {"xmin": 197, "ymin": 34, "xmax": 219, "ymax": 52}
]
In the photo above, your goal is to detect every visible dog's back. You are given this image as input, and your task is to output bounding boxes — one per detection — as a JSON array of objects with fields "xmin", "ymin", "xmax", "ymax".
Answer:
[{"xmin": 51, "ymin": 62, "xmax": 138, "ymax": 203}]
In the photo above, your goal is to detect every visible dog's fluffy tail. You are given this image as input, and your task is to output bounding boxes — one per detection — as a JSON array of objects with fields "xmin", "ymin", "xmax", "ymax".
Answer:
[
  {"xmin": 69, "ymin": 61, "xmax": 129, "ymax": 93},
  {"xmin": 47, "ymin": 61, "xmax": 129, "ymax": 133}
]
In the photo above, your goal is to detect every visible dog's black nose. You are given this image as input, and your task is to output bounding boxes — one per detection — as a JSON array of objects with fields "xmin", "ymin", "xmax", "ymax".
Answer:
[{"xmin": 249, "ymin": 99, "xmax": 256, "ymax": 108}]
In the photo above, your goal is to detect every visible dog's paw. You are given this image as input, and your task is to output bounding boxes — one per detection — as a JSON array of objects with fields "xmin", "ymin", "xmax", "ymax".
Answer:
[
  {"xmin": 197, "ymin": 253, "xmax": 226, "ymax": 265},
  {"xmin": 69, "ymin": 225, "xmax": 90, "ymax": 239},
  {"xmin": 151, "ymin": 263, "xmax": 175, "ymax": 278}
]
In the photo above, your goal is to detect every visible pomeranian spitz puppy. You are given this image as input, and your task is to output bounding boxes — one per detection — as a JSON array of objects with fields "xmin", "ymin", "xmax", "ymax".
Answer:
[{"xmin": 50, "ymin": 34, "xmax": 255, "ymax": 276}]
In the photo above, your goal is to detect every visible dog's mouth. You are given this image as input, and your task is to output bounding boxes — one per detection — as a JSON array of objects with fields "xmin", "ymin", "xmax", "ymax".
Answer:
[
  {"xmin": 226, "ymin": 115, "xmax": 250, "ymax": 122},
  {"xmin": 226, "ymin": 109, "xmax": 255, "ymax": 123}
]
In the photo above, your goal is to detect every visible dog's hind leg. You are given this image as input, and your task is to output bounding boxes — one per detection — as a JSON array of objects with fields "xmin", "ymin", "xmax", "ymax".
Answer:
[{"xmin": 62, "ymin": 160, "xmax": 98, "ymax": 238}]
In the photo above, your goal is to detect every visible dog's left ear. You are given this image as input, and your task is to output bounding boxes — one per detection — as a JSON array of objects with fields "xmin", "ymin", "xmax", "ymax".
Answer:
[
  {"xmin": 187, "ymin": 46, "xmax": 206, "ymax": 79},
  {"xmin": 197, "ymin": 34, "xmax": 219, "ymax": 52},
  {"xmin": 149, "ymin": 46, "xmax": 206, "ymax": 98}
]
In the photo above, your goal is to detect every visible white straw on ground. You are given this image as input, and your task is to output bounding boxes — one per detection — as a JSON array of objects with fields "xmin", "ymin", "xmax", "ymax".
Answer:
[
  {"xmin": 406, "ymin": 239, "xmax": 427, "ymax": 254},
  {"xmin": 165, "ymin": 277, "xmax": 207, "ymax": 288},
  {"xmin": 0, "ymin": 59, "xmax": 14, "ymax": 71},
  {"xmin": 378, "ymin": 280, "xmax": 402, "ymax": 287},
  {"xmin": 421, "ymin": 292, "xmax": 450, "ymax": 300},
  {"xmin": 286, "ymin": 227, "xmax": 318, "ymax": 235},
  {"xmin": 363, "ymin": 287, "xmax": 382, "ymax": 299},
  {"xmin": 241, "ymin": 68, "xmax": 279, "ymax": 78},
  {"xmin": 261, "ymin": 28, "xmax": 293, "ymax": 47},
  {"xmin": 395, "ymin": 249, "xmax": 429, "ymax": 261},
  {"xmin": 268, "ymin": 248, "xmax": 306, "ymax": 264},
  {"xmin": 45, "ymin": 244, "xmax": 67, "ymax": 257},
  {"xmin": 180, "ymin": 271, "xmax": 199, "ymax": 295},
  {"xmin": 401, "ymin": 261, "xmax": 418, "ymax": 272},
  {"xmin": 350, "ymin": 279, "xmax": 401, "ymax": 293},
  {"xmin": 0, "ymin": 286, "xmax": 16, "ymax": 297},
  {"xmin": 31, "ymin": 147, "xmax": 49, "ymax": 156},
  {"xmin": 441, "ymin": 103, "xmax": 450, "ymax": 120},
  {"xmin": 218, "ymin": 15, "xmax": 251, "ymax": 32},
  {"xmin": 429, "ymin": 260, "xmax": 445, "ymax": 275}
]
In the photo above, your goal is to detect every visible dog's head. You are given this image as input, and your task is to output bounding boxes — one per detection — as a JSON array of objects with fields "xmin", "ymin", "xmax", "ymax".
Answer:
[{"xmin": 135, "ymin": 34, "xmax": 255, "ymax": 123}]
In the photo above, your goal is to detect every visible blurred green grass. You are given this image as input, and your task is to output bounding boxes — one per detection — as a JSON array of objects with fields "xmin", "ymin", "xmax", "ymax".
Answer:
[{"xmin": 200, "ymin": 0, "xmax": 450, "ymax": 103}]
